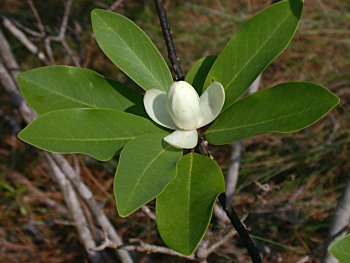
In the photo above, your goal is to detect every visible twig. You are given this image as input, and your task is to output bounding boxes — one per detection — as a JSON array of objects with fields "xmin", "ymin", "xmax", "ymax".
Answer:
[
  {"xmin": 108, "ymin": 0, "xmax": 126, "ymax": 12},
  {"xmin": 50, "ymin": 154, "xmax": 133, "ymax": 263},
  {"xmin": 44, "ymin": 0, "xmax": 81, "ymax": 66},
  {"xmin": 154, "ymin": 0, "xmax": 184, "ymax": 81},
  {"xmin": 218, "ymin": 193, "xmax": 262, "ymax": 263},
  {"xmin": 1, "ymin": 16, "xmax": 49, "ymax": 64},
  {"xmin": 45, "ymin": 154, "xmax": 100, "ymax": 261},
  {"xmin": 26, "ymin": 0, "xmax": 45, "ymax": 36},
  {"xmin": 197, "ymin": 214, "xmax": 247, "ymax": 261},
  {"xmin": 122, "ymin": 239, "xmax": 196, "ymax": 260}
]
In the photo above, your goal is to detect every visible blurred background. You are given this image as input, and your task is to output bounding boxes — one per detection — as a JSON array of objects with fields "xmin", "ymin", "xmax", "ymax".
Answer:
[{"xmin": 0, "ymin": 0, "xmax": 349, "ymax": 262}]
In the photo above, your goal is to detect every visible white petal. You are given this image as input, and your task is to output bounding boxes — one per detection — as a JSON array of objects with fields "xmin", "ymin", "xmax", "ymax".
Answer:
[
  {"xmin": 197, "ymin": 82, "xmax": 225, "ymax": 128},
  {"xmin": 144, "ymin": 89, "xmax": 178, "ymax": 129},
  {"xmin": 167, "ymin": 81, "xmax": 200, "ymax": 130},
  {"xmin": 164, "ymin": 129, "xmax": 198, "ymax": 149}
]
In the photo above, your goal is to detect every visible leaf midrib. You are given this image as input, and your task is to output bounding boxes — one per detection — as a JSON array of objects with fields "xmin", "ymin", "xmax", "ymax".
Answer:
[
  {"xmin": 22, "ymin": 136, "xmax": 134, "ymax": 142},
  {"xmin": 186, "ymin": 153, "xmax": 194, "ymax": 250},
  {"xmin": 207, "ymin": 102, "xmax": 332, "ymax": 134},
  {"xmin": 123, "ymin": 145, "xmax": 172, "ymax": 211},
  {"xmin": 94, "ymin": 13, "xmax": 167, "ymax": 91},
  {"xmin": 224, "ymin": 12, "xmax": 292, "ymax": 90},
  {"xmin": 21, "ymin": 78, "xmax": 97, "ymax": 109}
]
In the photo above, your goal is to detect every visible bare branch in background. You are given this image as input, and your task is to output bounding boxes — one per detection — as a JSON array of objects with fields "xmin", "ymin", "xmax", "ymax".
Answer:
[
  {"xmin": 123, "ymin": 239, "xmax": 196, "ymax": 260},
  {"xmin": 109, "ymin": 0, "xmax": 126, "ymax": 12},
  {"xmin": 1, "ymin": 16, "xmax": 48, "ymax": 64},
  {"xmin": 0, "ymin": 26, "xmax": 134, "ymax": 263},
  {"xmin": 45, "ymin": 154, "xmax": 100, "ymax": 261},
  {"xmin": 26, "ymin": 0, "xmax": 45, "ymax": 36}
]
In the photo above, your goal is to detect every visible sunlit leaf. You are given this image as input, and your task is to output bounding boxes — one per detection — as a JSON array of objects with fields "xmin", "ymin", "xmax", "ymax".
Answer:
[
  {"xmin": 206, "ymin": 82, "xmax": 339, "ymax": 144},
  {"xmin": 92, "ymin": 9, "xmax": 173, "ymax": 91},
  {"xmin": 328, "ymin": 234, "xmax": 350, "ymax": 262},
  {"xmin": 156, "ymin": 153, "xmax": 225, "ymax": 255},
  {"xmin": 205, "ymin": 0, "xmax": 304, "ymax": 109},
  {"xmin": 19, "ymin": 108, "xmax": 165, "ymax": 161},
  {"xmin": 17, "ymin": 66, "xmax": 145, "ymax": 116},
  {"xmin": 115, "ymin": 134, "xmax": 182, "ymax": 217}
]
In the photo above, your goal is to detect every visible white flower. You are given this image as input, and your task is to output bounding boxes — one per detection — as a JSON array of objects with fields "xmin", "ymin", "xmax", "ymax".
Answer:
[{"xmin": 144, "ymin": 81, "xmax": 225, "ymax": 149}]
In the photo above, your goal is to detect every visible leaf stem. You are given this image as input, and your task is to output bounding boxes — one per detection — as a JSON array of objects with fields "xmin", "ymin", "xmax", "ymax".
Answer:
[{"xmin": 154, "ymin": 0, "xmax": 184, "ymax": 81}]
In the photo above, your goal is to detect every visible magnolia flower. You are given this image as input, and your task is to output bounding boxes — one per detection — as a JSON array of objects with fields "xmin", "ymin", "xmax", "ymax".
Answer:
[{"xmin": 144, "ymin": 81, "xmax": 225, "ymax": 149}]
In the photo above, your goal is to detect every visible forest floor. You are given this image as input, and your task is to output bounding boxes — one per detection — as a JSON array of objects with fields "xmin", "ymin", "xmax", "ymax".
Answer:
[{"xmin": 0, "ymin": 0, "xmax": 349, "ymax": 262}]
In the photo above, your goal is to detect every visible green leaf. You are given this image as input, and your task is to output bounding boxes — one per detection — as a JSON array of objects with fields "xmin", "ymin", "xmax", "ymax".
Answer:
[
  {"xmin": 156, "ymin": 153, "xmax": 225, "ymax": 255},
  {"xmin": 91, "ymin": 9, "xmax": 173, "ymax": 91},
  {"xmin": 328, "ymin": 234, "xmax": 350, "ymax": 262},
  {"xmin": 205, "ymin": 0, "xmax": 304, "ymax": 110},
  {"xmin": 18, "ymin": 108, "xmax": 165, "ymax": 161},
  {"xmin": 17, "ymin": 66, "xmax": 145, "ymax": 116},
  {"xmin": 205, "ymin": 82, "xmax": 339, "ymax": 144},
  {"xmin": 185, "ymin": 55, "xmax": 217, "ymax": 94},
  {"xmin": 114, "ymin": 134, "xmax": 182, "ymax": 217}
]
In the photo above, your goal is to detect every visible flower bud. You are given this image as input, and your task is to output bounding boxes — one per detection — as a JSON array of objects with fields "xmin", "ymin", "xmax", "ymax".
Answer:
[{"xmin": 167, "ymin": 81, "xmax": 200, "ymax": 130}]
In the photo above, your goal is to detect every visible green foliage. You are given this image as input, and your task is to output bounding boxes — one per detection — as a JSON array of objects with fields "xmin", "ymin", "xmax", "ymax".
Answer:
[
  {"xmin": 16, "ymin": 0, "xmax": 340, "ymax": 256},
  {"xmin": 185, "ymin": 55, "xmax": 217, "ymax": 94},
  {"xmin": 17, "ymin": 66, "xmax": 144, "ymax": 116},
  {"xmin": 328, "ymin": 234, "xmax": 350, "ymax": 262},
  {"xmin": 205, "ymin": 0, "xmax": 304, "ymax": 110},
  {"xmin": 19, "ymin": 109, "xmax": 164, "ymax": 161},
  {"xmin": 115, "ymin": 134, "xmax": 182, "ymax": 217},
  {"xmin": 156, "ymin": 153, "xmax": 225, "ymax": 255},
  {"xmin": 91, "ymin": 9, "xmax": 173, "ymax": 91},
  {"xmin": 205, "ymin": 82, "xmax": 339, "ymax": 144}
]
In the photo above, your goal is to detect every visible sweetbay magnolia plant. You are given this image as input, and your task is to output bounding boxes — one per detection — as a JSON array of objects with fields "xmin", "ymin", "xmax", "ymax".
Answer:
[{"xmin": 17, "ymin": 0, "xmax": 339, "ymax": 258}]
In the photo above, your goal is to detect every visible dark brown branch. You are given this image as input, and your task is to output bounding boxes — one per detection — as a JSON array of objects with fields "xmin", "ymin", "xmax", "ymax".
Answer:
[
  {"xmin": 154, "ymin": 0, "xmax": 184, "ymax": 81},
  {"xmin": 218, "ymin": 193, "xmax": 262, "ymax": 263}
]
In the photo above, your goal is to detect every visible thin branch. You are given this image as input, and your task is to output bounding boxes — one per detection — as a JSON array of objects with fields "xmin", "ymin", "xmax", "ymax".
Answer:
[
  {"xmin": 154, "ymin": 0, "xmax": 184, "ymax": 81},
  {"xmin": 26, "ymin": 0, "xmax": 45, "ymax": 36},
  {"xmin": 218, "ymin": 193, "xmax": 262, "ymax": 263},
  {"xmin": 45, "ymin": 0, "xmax": 81, "ymax": 66},
  {"xmin": 122, "ymin": 239, "xmax": 196, "ymax": 260},
  {"xmin": 1, "ymin": 16, "xmax": 49, "ymax": 64},
  {"xmin": 108, "ymin": 0, "xmax": 126, "ymax": 12},
  {"xmin": 45, "ymin": 154, "xmax": 100, "ymax": 260},
  {"xmin": 50, "ymin": 154, "xmax": 133, "ymax": 263},
  {"xmin": 58, "ymin": 0, "xmax": 73, "ymax": 39}
]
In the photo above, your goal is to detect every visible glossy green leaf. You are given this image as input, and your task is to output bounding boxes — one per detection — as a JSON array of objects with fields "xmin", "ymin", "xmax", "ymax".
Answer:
[
  {"xmin": 205, "ymin": 82, "xmax": 339, "ymax": 144},
  {"xmin": 91, "ymin": 9, "xmax": 173, "ymax": 91},
  {"xmin": 205, "ymin": 0, "xmax": 304, "ymax": 110},
  {"xmin": 115, "ymin": 134, "xmax": 182, "ymax": 217},
  {"xmin": 185, "ymin": 55, "xmax": 217, "ymax": 94},
  {"xmin": 18, "ymin": 108, "xmax": 165, "ymax": 161},
  {"xmin": 328, "ymin": 234, "xmax": 350, "ymax": 262},
  {"xmin": 17, "ymin": 66, "xmax": 145, "ymax": 116},
  {"xmin": 156, "ymin": 153, "xmax": 225, "ymax": 255}
]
